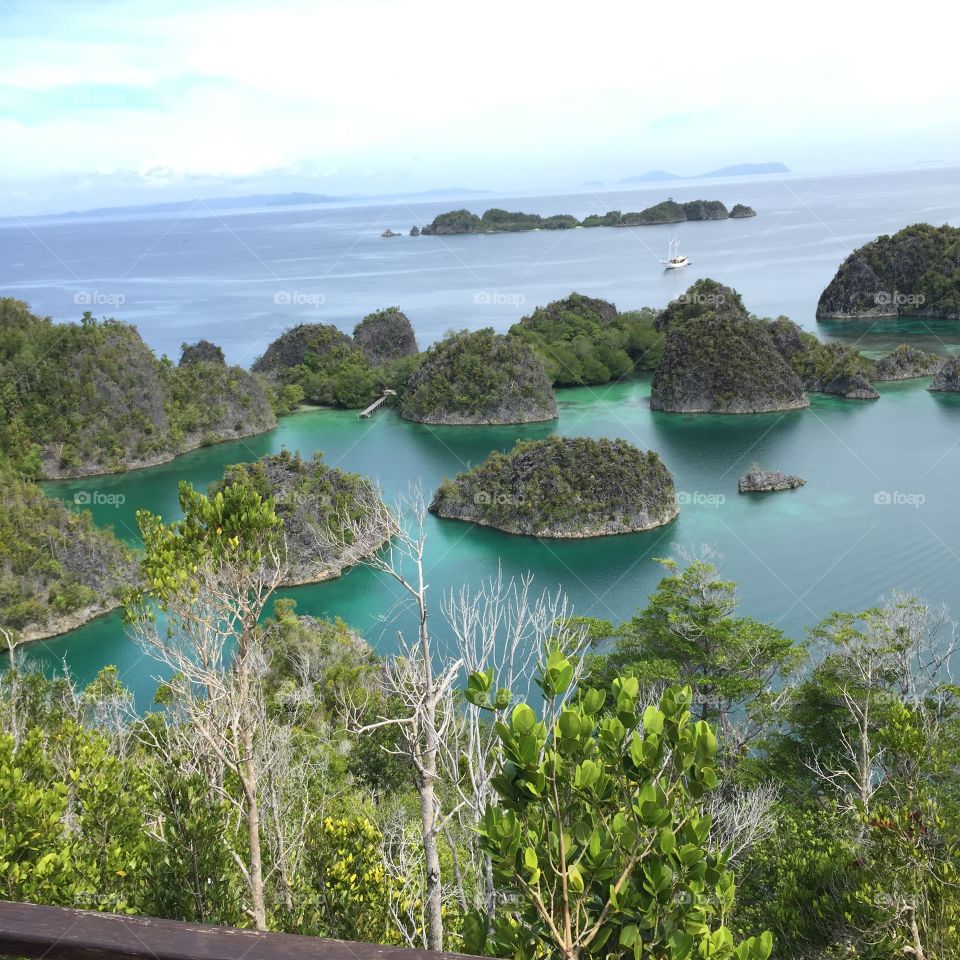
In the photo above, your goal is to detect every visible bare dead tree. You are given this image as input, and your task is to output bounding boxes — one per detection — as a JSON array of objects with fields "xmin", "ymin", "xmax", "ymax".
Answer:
[
  {"xmin": 129, "ymin": 545, "xmax": 286, "ymax": 930},
  {"xmin": 705, "ymin": 782, "xmax": 779, "ymax": 866},
  {"xmin": 336, "ymin": 486, "xmax": 459, "ymax": 951},
  {"xmin": 805, "ymin": 593, "xmax": 957, "ymax": 821}
]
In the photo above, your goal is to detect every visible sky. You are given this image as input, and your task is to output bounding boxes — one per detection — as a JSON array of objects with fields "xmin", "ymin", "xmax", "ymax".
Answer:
[{"xmin": 1, "ymin": 0, "xmax": 959, "ymax": 215}]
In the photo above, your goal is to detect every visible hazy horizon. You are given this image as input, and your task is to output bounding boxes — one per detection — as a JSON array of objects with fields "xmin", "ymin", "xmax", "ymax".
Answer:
[{"xmin": 2, "ymin": 0, "xmax": 958, "ymax": 217}]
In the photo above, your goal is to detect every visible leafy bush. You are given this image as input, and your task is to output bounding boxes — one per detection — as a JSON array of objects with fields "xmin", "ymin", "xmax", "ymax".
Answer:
[{"xmin": 509, "ymin": 293, "xmax": 662, "ymax": 386}]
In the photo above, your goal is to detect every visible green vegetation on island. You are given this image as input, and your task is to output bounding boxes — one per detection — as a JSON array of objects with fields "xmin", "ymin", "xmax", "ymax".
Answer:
[
  {"xmin": 252, "ymin": 310, "xmax": 422, "ymax": 411},
  {"xmin": 401, "ymin": 328, "xmax": 557, "ymax": 424},
  {"xmin": 0, "ymin": 298, "xmax": 276, "ymax": 479},
  {"xmin": 210, "ymin": 450, "xmax": 388, "ymax": 585},
  {"xmin": 784, "ymin": 331, "xmax": 880, "ymax": 399},
  {"xmin": 651, "ymin": 279, "xmax": 947, "ymax": 409},
  {"xmin": 430, "ymin": 436, "xmax": 678, "ymax": 536},
  {"xmin": 0, "ymin": 461, "xmax": 134, "ymax": 644},
  {"xmin": 419, "ymin": 199, "xmax": 754, "ymax": 234},
  {"xmin": 817, "ymin": 223, "xmax": 960, "ymax": 320},
  {"xmin": 352, "ymin": 307, "xmax": 418, "ymax": 366},
  {"xmin": 650, "ymin": 282, "xmax": 809, "ymax": 413},
  {"xmin": 179, "ymin": 339, "xmax": 226, "ymax": 366},
  {"xmin": 873, "ymin": 343, "xmax": 943, "ymax": 381},
  {"xmin": 508, "ymin": 293, "xmax": 663, "ymax": 385}
]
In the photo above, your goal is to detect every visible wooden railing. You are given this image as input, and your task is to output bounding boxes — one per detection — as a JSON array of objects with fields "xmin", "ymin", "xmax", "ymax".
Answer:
[{"xmin": 0, "ymin": 901, "xmax": 478, "ymax": 960}]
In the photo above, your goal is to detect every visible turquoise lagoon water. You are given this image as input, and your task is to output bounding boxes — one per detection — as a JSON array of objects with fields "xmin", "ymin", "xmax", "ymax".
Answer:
[{"xmin": 27, "ymin": 375, "xmax": 960, "ymax": 707}]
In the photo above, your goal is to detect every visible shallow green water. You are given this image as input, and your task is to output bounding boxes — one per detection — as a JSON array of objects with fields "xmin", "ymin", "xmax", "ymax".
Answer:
[{"xmin": 26, "ymin": 376, "xmax": 960, "ymax": 707}]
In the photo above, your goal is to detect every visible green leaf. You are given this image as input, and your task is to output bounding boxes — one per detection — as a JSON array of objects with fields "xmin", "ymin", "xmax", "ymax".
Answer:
[
  {"xmin": 511, "ymin": 703, "xmax": 537, "ymax": 735},
  {"xmin": 659, "ymin": 827, "xmax": 676, "ymax": 855}
]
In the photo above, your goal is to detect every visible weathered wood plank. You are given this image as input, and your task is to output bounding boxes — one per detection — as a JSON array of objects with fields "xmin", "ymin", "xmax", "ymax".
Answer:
[{"xmin": 0, "ymin": 901, "xmax": 478, "ymax": 960}]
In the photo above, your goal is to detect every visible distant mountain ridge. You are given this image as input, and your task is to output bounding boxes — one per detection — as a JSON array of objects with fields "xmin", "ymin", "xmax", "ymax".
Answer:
[
  {"xmin": 619, "ymin": 163, "xmax": 790, "ymax": 184},
  {"xmin": 21, "ymin": 188, "xmax": 492, "ymax": 222}
]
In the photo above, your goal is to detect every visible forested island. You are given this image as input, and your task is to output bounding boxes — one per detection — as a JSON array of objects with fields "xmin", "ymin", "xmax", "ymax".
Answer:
[
  {"xmin": 211, "ymin": 451, "xmax": 389, "ymax": 584},
  {"xmin": 429, "ymin": 436, "xmax": 678, "ymax": 536},
  {"xmin": 509, "ymin": 293, "xmax": 663, "ymax": 385},
  {"xmin": 417, "ymin": 199, "xmax": 756, "ymax": 235},
  {"xmin": 649, "ymin": 278, "xmax": 944, "ymax": 411},
  {"xmin": 0, "ymin": 461, "xmax": 135, "ymax": 643},
  {"xmin": 817, "ymin": 223, "xmax": 960, "ymax": 320},
  {"xmin": 252, "ymin": 307, "xmax": 421, "ymax": 411},
  {"xmin": 400, "ymin": 328, "xmax": 557, "ymax": 424},
  {"xmin": 0, "ymin": 298, "xmax": 277, "ymax": 479}
]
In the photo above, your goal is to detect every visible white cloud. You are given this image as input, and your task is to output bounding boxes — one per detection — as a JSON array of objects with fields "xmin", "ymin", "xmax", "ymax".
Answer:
[{"xmin": 0, "ymin": 0, "xmax": 958, "ymax": 213}]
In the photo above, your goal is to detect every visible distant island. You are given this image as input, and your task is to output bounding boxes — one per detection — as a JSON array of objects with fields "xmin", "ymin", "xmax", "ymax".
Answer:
[
  {"xmin": 418, "ymin": 200, "xmax": 755, "ymax": 235},
  {"xmin": 618, "ymin": 163, "xmax": 790, "ymax": 184},
  {"xmin": 18, "ymin": 188, "xmax": 491, "ymax": 223},
  {"xmin": 816, "ymin": 223, "xmax": 960, "ymax": 321}
]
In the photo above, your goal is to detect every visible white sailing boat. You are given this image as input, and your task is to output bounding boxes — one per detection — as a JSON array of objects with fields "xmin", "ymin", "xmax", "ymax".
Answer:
[{"xmin": 661, "ymin": 236, "xmax": 689, "ymax": 270}]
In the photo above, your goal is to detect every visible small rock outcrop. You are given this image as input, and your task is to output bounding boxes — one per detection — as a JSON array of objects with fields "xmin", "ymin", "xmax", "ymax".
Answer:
[
  {"xmin": 381, "ymin": 229, "xmax": 400, "ymax": 238},
  {"xmin": 929, "ymin": 356, "xmax": 960, "ymax": 392},
  {"xmin": 410, "ymin": 225, "xmax": 421, "ymax": 236},
  {"xmin": 816, "ymin": 223, "xmax": 960, "ymax": 320},
  {"xmin": 729, "ymin": 204, "xmax": 757, "ymax": 218},
  {"xmin": 353, "ymin": 307, "xmax": 418, "ymax": 365},
  {"xmin": 739, "ymin": 469, "xmax": 806, "ymax": 494},
  {"xmin": 873, "ymin": 344, "xmax": 943, "ymax": 381},
  {"xmin": 402, "ymin": 328, "xmax": 557, "ymax": 425},
  {"xmin": 429, "ymin": 436, "xmax": 678, "ymax": 537},
  {"xmin": 212, "ymin": 451, "xmax": 389, "ymax": 585},
  {"xmin": 179, "ymin": 339, "xmax": 226, "ymax": 366},
  {"xmin": 650, "ymin": 282, "xmax": 809, "ymax": 414}
]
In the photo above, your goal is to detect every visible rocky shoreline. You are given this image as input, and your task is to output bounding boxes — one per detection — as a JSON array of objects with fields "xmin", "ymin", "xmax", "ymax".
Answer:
[{"xmin": 11, "ymin": 601, "xmax": 121, "ymax": 648}]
